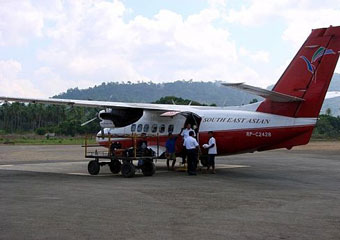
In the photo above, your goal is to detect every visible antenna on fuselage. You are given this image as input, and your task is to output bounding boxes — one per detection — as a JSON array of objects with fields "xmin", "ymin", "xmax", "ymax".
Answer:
[{"xmin": 222, "ymin": 97, "xmax": 227, "ymax": 108}]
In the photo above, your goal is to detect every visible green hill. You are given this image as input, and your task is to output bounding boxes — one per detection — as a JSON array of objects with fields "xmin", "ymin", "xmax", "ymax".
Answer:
[
  {"xmin": 54, "ymin": 73, "xmax": 340, "ymax": 110},
  {"xmin": 54, "ymin": 81, "xmax": 260, "ymax": 106}
]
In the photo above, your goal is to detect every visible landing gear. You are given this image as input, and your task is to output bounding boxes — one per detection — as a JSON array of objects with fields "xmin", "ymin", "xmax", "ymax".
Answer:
[
  {"xmin": 88, "ymin": 159, "xmax": 100, "ymax": 175},
  {"xmin": 109, "ymin": 160, "xmax": 121, "ymax": 174},
  {"xmin": 200, "ymin": 155, "xmax": 208, "ymax": 167},
  {"xmin": 141, "ymin": 160, "xmax": 156, "ymax": 176},
  {"xmin": 121, "ymin": 162, "xmax": 136, "ymax": 178}
]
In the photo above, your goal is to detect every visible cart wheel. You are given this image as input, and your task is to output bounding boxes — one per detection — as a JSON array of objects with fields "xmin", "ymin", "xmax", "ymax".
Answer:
[
  {"xmin": 88, "ymin": 160, "xmax": 100, "ymax": 175},
  {"xmin": 142, "ymin": 161, "xmax": 156, "ymax": 176},
  {"xmin": 121, "ymin": 162, "xmax": 135, "ymax": 178},
  {"xmin": 109, "ymin": 160, "xmax": 121, "ymax": 174}
]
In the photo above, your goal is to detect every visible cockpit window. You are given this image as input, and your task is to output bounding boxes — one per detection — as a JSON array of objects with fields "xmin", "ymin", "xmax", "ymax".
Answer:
[
  {"xmin": 151, "ymin": 124, "xmax": 158, "ymax": 133},
  {"xmin": 168, "ymin": 124, "xmax": 174, "ymax": 133},
  {"xmin": 159, "ymin": 124, "xmax": 165, "ymax": 133},
  {"xmin": 143, "ymin": 124, "xmax": 149, "ymax": 132},
  {"xmin": 137, "ymin": 124, "xmax": 143, "ymax": 132},
  {"xmin": 131, "ymin": 124, "xmax": 136, "ymax": 132}
]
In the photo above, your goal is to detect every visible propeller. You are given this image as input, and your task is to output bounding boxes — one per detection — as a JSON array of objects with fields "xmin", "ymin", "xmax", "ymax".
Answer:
[
  {"xmin": 80, "ymin": 108, "xmax": 100, "ymax": 127},
  {"xmin": 81, "ymin": 114, "xmax": 105, "ymax": 138},
  {"xmin": 81, "ymin": 116, "xmax": 97, "ymax": 127}
]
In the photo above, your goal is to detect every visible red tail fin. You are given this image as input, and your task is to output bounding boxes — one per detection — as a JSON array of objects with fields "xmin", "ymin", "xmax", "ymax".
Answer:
[{"xmin": 257, "ymin": 26, "xmax": 340, "ymax": 117}]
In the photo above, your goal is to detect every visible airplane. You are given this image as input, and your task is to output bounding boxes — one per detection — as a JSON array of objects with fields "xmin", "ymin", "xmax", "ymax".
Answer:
[{"xmin": 1, "ymin": 25, "xmax": 340, "ymax": 177}]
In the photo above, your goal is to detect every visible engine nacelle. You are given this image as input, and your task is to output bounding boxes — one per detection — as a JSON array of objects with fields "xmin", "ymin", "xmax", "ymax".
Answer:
[
  {"xmin": 98, "ymin": 108, "xmax": 143, "ymax": 128},
  {"xmin": 100, "ymin": 120, "xmax": 115, "ymax": 129}
]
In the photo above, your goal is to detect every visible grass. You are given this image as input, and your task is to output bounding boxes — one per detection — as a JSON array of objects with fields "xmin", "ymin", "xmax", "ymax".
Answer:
[{"xmin": 0, "ymin": 134, "xmax": 97, "ymax": 145}]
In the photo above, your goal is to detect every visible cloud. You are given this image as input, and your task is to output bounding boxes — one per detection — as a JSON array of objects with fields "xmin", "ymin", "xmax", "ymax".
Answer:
[
  {"xmin": 1, "ymin": 0, "xmax": 339, "ymax": 98},
  {"xmin": 224, "ymin": 0, "xmax": 340, "ymax": 75},
  {"xmin": 36, "ymin": 1, "xmax": 264, "ymax": 90},
  {"xmin": 282, "ymin": 8, "xmax": 340, "ymax": 47},
  {"xmin": 0, "ymin": 1, "xmax": 44, "ymax": 46},
  {"xmin": 0, "ymin": 60, "xmax": 41, "ymax": 97},
  {"xmin": 239, "ymin": 48, "xmax": 269, "ymax": 62},
  {"xmin": 225, "ymin": 0, "xmax": 340, "ymax": 47}
]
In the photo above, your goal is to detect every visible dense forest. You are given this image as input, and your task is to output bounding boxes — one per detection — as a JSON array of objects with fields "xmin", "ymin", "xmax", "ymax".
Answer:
[
  {"xmin": 1, "ymin": 97, "xmax": 340, "ymax": 139},
  {"xmin": 0, "ymin": 103, "xmax": 100, "ymax": 136},
  {"xmin": 312, "ymin": 113, "xmax": 340, "ymax": 139}
]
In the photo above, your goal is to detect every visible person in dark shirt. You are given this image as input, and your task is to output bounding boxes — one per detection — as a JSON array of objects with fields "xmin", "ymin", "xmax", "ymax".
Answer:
[
  {"xmin": 138, "ymin": 133, "xmax": 148, "ymax": 155},
  {"xmin": 165, "ymin": 133, "xmax": 177, "ymax": 170}
]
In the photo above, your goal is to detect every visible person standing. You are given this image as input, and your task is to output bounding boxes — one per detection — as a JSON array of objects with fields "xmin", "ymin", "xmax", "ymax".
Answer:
[
  {"xmin": 180, "ymin": 123, "xmax": 196, "ymax": 165},
  {"xmin": 203, "ymin": 131, "xmax": 217, "ymax": 174},
  {"xmin": 165, "ymin": 133, "xmax": 177, "ymax": 170},
  {"xmin": 183, "ymin": 131, "xmax": 199, "ymax": 175},
  {"xmin": 136, "ymin": 133, "xmax": 147, "ymax": 168}
]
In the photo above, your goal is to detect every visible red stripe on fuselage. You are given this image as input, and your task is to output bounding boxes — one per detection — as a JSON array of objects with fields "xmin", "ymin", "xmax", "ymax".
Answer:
[{"xmin": 98, "ymin": 125, "xmax": 315, "ymax": 156}]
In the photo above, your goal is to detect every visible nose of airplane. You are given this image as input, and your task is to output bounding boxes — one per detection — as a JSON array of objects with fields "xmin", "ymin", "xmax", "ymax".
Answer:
[{"xmin": 96, "ymin": 128, "xmax": 112, "ymax": 138}]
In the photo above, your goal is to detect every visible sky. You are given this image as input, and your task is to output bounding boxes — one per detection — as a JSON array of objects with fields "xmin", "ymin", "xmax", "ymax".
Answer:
[{"xmin": 0, "ymin": 0, "xmax": 340, "ymax": 97}]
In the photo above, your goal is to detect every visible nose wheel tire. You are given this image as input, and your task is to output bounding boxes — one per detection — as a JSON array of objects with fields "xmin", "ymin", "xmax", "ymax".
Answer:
[
  {"xmin": 88, "ymin": 160, "xmax": 100, "ymax": 175},
  {"xmin": 109, "ymin": 160, "xmax": 122, "ymax": 174},
  {"xmin": 142, "ymin": 161, "xmax": 156, "ymax": 176},
  {"xmin": 121, "ymin": 162, "xmax": 136, "ymax": 178}
]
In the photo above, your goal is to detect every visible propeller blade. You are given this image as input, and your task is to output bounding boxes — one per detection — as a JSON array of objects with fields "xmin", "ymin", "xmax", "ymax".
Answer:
[{"xmin": 81, "ymin": 117, "xmax": 97, "ymax": 127}]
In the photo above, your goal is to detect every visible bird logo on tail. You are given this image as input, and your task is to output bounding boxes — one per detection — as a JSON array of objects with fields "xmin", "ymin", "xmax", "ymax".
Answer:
[{"xmin": 300, "ymin": 47, "xmax": 335, "ymax": 74}]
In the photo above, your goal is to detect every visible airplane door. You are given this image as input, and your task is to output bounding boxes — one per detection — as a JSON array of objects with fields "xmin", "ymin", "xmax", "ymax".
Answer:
[{"xmin": 182, "ymin": 112, "xmax": 202, "ymax": 141}]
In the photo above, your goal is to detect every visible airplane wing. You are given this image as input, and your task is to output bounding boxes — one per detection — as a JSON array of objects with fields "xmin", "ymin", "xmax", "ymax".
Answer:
[
  {"xmin": 222, "ymin": 83, "xmax": 305, "ymax": 103},
  {"xmin": 0, "ymin": 96, "xmax": 213, "ymax": 113}
]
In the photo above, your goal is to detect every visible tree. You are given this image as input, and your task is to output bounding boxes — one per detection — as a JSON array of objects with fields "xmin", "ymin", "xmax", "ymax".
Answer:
[{"xmin": 0, "ymin": 103, "xmax": 100, "ymax": 136}]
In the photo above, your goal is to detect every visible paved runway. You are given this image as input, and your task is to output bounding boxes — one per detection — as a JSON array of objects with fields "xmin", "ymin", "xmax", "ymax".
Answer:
[{"xmin": 1, "ymin": 143, "xmax": 340, "ymax": 240}]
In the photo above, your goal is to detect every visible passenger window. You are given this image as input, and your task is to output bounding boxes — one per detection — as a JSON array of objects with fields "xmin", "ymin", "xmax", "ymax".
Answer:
[
  {"xmin": 151, "ymin": 124, "xmax": 158, "ymax": 133},
  {"xmin": 168, "ymin": 124, "xmax": 174, "ymax": 133},
  {"xmin": 137, "ymin": 124, "xmax": 143, "ymax": 132},
  {"xmin": 159, "ymin": 124, "xmax": 165, "ymax": 133},
  {"xmin": 131, "ymin": 124, "xmax": 136, "ymax": 132},
  {"xmin": 143, "ymin": 124, "xmax": 149, "ymax": 132}
]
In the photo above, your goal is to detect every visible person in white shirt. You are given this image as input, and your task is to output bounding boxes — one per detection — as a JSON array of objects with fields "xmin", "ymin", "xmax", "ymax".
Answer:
[
  {"xmin": 203, "ymin": 131, "xmax": 217, "ymax": 174},
  {"xmin": 180, "ymin": 123, "xmax": 196, "ymax": 165},
  {"xmin": 183, "ymin": 131, "xmax": 199, "ymax": 175},
  {"xmin": 181, "ymin": 123, "xmax": 196, "ymax": 139}
]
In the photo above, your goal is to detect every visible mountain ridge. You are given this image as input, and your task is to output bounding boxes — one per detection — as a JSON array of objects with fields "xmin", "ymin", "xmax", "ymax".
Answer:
[
  {"xmin": 55, "ymin": 73, "xmax": 340, "ymax": 112},
  {"xmin": 54, "ymin": 80, "xmax": 260, "ymax": 106}
]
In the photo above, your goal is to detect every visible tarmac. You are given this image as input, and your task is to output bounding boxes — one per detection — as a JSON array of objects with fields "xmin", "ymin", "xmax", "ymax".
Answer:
[{"xmin": 0, "ymin": 142, "xmax": 340, "ymax": 240}]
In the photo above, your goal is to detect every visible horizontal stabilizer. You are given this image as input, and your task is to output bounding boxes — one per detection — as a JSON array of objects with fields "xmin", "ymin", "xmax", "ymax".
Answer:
[{"xmin": 222, "ymin": 83, "xmax": 305, "ymax": 103}]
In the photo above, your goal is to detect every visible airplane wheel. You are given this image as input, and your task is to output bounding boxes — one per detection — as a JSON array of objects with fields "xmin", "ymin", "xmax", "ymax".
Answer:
[
  {"xmin": 142, "ymin": 161, "xmax": 156, "ymax": 176},
  {"xmin": 88, "ymin": 160, "xmax": 100, "ymax": 175},
  {"xmin": 109, "ymin": 160, "xmax": 121, "ymax": 174},
  {"xmin": 121, "ymin": 162, "xmax": 135, "ymax": 178},
  {"xmin": 200, "ymin": 155, "xmax": 208, "ymax": 167}
]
